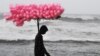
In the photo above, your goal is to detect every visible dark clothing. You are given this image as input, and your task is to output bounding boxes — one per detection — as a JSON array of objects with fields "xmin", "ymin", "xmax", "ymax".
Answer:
[{"xmin": 34, "ymin": 33, "xmax": 48, "ymax": 56}]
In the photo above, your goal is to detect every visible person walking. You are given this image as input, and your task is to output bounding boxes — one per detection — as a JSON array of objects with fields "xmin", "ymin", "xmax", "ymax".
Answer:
[{"xmin": 34, "ymin": 25, "xmax": 50, "ymax": 56}]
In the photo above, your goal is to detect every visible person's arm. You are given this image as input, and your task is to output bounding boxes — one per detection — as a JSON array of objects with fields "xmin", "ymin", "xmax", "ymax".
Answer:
[{"xmin": 43, "ymin": 44, "xmax": 50, "ymax": 56}]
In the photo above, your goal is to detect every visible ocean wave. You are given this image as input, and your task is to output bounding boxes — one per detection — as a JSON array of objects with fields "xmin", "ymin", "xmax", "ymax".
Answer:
[
  {"xmin": 61, "ymin": 14, "xmax": 100, "ymax": 22},
  {"xmin": 0, "ymin": 15, "xmax": 100, "ymax": 41},
  {"xmin": 60, "ymin": 17, "xmax": 100, "ymax": 23}
]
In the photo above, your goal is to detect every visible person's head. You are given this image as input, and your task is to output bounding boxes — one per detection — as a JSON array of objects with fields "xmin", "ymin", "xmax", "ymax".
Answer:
[{"xmin": 39, "ymin": 25, "xmax": 48, "ymax": 35}]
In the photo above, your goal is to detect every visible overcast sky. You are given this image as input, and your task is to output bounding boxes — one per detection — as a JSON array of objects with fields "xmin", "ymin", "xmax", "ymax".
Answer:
[{"xmin": 0, "ymin": 0, "xmax": 100, "ymax": 14}]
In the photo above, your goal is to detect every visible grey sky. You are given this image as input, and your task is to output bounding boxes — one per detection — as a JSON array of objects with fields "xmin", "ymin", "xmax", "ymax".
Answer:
[{"xmin": 0, "ymin": 0, "xmax": 100, "ymax": 14}]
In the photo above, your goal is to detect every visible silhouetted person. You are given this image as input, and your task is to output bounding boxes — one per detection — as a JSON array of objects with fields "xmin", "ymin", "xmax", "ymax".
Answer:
[{"xmin": 34, "ymin": 25, "xmax": 50, "ymax": 56}]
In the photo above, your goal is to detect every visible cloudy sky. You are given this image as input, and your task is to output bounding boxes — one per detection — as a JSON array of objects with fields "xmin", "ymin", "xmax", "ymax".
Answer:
[{"xmin": 0, "ymin": 0, "xmax": 100, "ymax": 14}]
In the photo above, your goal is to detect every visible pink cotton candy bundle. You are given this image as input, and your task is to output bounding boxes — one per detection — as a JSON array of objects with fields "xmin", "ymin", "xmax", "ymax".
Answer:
[{"xmin": 5, "ymin": 4, "xmax": 64, "ymax": 26}]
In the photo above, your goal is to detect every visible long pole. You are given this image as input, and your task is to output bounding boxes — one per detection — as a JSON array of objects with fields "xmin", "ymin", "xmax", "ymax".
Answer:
[{"xmin": 37, "ymin": 19, "xmax": 39, "ymax": 33}]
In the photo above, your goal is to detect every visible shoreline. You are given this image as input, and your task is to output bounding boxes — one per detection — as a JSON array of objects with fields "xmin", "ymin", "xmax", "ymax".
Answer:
[{"xmin": 0, "ymin": 39, "xmax": 100, "ymax": 44}]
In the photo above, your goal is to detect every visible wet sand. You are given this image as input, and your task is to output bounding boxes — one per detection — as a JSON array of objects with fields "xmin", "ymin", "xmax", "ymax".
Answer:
[{"xmin": 0, "ymin": 41, "xmax": 100, "ymax": 56}]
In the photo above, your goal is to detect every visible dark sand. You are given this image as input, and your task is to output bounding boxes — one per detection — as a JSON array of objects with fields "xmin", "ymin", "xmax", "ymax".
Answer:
[{"xmin": 0, "ymin": 41, "xmax": 100, "ymax": 56}]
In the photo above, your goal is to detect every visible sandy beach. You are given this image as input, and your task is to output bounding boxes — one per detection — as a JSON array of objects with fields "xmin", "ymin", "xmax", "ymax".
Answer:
[{"xmin": 0, "ymin": 40, "xmax": 100, "ymax": 56}]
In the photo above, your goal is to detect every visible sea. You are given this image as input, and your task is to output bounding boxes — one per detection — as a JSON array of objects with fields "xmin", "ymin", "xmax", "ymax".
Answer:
[{"xmin": 0, "ymin": 13, "xmax": 100, "ymax": 42}]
